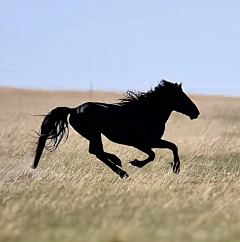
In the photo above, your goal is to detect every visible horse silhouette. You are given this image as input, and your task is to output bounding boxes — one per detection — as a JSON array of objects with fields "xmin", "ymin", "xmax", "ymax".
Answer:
[{"xmin": 32, "ymin": 80, "xmax": 200, "ymax": 178}]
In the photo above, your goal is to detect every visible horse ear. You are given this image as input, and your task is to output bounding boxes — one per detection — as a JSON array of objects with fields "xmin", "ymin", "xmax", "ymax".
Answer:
[{"xmin": 179, "ymin": 82, "xmax": 182, "ymax": 89}]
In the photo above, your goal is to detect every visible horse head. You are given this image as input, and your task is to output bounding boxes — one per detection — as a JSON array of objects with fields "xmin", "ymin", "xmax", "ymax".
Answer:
[{"xmin": 171, "ymin": 82, "xmax": 200, "ymax": 120}]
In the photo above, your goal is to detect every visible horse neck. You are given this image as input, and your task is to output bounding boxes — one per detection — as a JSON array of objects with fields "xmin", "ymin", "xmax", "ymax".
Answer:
[
  {"xmin": 139, "ymin": 101, "xmax": 174, "ymax": 123},
  {"xmin": 155, "ymin": 106, "xmax": 173, "ymax": 123},
  {"xmin": 153, "ymin": 97, "xmax": 175, "ymax": 122},
  {"xmin": 123, "ymin": 99, "xmax": 174, "ymax": 123}
]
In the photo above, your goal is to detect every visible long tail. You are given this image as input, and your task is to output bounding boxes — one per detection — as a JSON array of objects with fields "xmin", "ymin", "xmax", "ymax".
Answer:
[{"xmin": 32, "ymin": 107, "xmax": 72, "ymax": 169}]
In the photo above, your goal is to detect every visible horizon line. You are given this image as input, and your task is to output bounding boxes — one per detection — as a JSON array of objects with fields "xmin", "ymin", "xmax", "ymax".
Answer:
[{"xmin": 1, "ymin": 85, "xmax": 240, "ymax": 98}]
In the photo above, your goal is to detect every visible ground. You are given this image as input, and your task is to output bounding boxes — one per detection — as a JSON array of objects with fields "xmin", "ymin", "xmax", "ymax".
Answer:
[{"xmin": 0, "ymin": 87, "xmax": 240, "ymax": 242}]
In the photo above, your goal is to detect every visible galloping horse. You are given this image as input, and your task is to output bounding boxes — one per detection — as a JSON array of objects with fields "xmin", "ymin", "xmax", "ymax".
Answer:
[{"xmin": 32, "ymin": 80, "xmax": 200, "ymax": 178}]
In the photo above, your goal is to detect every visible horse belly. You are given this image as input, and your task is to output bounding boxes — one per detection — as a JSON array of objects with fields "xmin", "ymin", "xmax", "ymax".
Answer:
[
  {"xmin": 100, "ymin": 119, "xmax": 141, "ymax": 145},
  {"xmin": 101, "ymin": 120, "xmax": 165, "ymax": 147}
]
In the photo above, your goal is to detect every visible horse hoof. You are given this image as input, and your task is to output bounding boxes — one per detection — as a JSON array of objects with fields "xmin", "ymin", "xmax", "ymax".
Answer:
[
  {"xmin": 173, "ymin": 161, "xmax": 180, "ymax": 174},
  {"xmin": 173, "ymin": 168, "xmax": 180, "ymax": 174},
  {"xmin": 119, "ymin": 172, "xmax": 129, "ymax": 179},
  {"xmin": 128, "ymin": 159, "xmax": 138, "ymax": 165},
  {"xmin": 116, "ymin": 161, "xmax": 122, "ymax": 167}
]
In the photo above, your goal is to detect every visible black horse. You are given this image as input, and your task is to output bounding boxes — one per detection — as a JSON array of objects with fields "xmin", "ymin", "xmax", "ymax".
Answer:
[{"xmin": 32, "ymin": 80, "xmax": 200, "ymax": 178}]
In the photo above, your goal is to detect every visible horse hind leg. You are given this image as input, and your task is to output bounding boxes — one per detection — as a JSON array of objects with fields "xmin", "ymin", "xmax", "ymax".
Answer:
[
  {"xmin": 96, "ymin": 152, "xmax": 128, "ymax": 179},
  {"xmin": 69, "ymin": 114, "xmax": 128, "ymax": 178},
  {"xmin": 88, "ymin": 135, "xmax": 122, "ymax": 166},
  {"xmin": 88, "ymin": 137, "xmax": 128, "ymax": 178},
  {"xmin": 105, "ymin": 152, "xmax": 122, "ymax": 167}
]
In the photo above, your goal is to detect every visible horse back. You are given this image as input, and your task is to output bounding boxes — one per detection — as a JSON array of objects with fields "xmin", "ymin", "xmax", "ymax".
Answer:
[{"xmin": 72, "ymin": 102, "xmax": 166, "ymax": 146}]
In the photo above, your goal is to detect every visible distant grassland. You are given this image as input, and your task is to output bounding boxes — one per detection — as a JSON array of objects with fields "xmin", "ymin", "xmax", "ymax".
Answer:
[{"xmin": 0, "ymin": 87, "xmax": 240, "ymax": 242}]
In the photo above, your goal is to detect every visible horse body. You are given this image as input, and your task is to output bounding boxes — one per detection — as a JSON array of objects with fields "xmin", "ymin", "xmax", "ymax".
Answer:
[
  {"xmin": 69, "ymin": 102, "xmax": 170, "ymax": 147},
  {"xmin": 32, "ymin": 80, "xmax": 200, "ymax": 178}
]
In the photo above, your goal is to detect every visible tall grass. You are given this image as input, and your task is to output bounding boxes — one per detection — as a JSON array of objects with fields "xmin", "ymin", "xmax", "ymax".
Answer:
[{"xmin": 0, "ymin": 87, "xmax": 240, "ymax": 242}]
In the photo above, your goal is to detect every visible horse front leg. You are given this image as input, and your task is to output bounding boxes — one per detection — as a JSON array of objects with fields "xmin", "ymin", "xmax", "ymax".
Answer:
[
  {"xmin": 128, "ymin": 148, "xmax": 155, "ymax": 168},
  {"xmin": 153, "ymin": 139, "xmax": 180, "ymax": 173}
]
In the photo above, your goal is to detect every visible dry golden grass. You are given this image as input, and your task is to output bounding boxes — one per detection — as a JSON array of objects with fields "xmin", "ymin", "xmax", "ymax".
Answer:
[{"xmin": 0, "ymin": 87, "xmax": 240, "ymax": 242}]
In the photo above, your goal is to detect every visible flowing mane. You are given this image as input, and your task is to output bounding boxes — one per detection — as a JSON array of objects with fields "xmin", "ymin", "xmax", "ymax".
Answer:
[{"xmin": 117, "ymin": 79, "xmax": 177, "ymax": 105}]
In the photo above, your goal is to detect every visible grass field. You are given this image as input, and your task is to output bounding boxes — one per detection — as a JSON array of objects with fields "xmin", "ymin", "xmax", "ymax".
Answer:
[{"xmin": 0, "ymin": 87, "xmax": 240, "ymax": 242}]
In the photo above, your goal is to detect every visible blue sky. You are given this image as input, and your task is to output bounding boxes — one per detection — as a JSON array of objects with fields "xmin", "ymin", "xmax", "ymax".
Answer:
[{"xmin": 0, "ymin": 0, "xmax": 239, "ymax": 95}]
